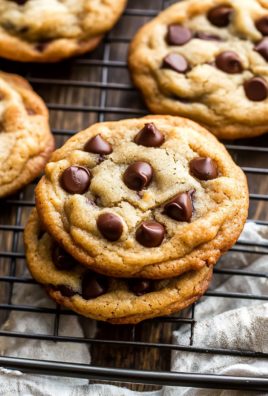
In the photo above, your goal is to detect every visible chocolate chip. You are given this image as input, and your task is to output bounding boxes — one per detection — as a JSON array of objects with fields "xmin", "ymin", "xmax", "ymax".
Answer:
[
  {"xmin": 256, "ymin": 16, "xmax": 268, "ymax": 36},
  {"xmin": 60, "ymin": 165, "xmax": 91, "ymax": 194},
  {"xmin": 7, "ymin": 0, "xmax": 28, "ymax": 4},
  {"xmin": 206, "ymin": 62, "xmax": 216, "ymax": 67},
  {"xmin": 215, "ymin": 51, "xmax": 242, "ymax": 74},
  {"xmin": 58, "ymin": 285, "xmax": 76, "ymax": 297},
  {"xmin": 19, "ymin": 26, "xmax": 29, "ymax": 33},
  {"xmin": 190, "ymin": 157, "xmax": 218, "ymax": 181},
  {"xmin": 164, "ymin": 193, "xmax": 193, "ymax": 222},
  {"xmin": 27, "ymin": 109, "xmax": 35, "ymax": 115},
  {"xmin": 136, "ymin": 221, "xmax": 165, "ymax": 248},
  {"xmin": 187, "ymin": 189, "xmax": 196, "ymax": 213},
  {"xmin": 38, "ymin": 230, "xmax": 46, "ymax": 240},
  {"xmin": 97, "ymin": 213, "xmax": 123, "ymax": 241},
  {"xmin": 167, "ymin": 25, "xmax": 192, "ymax": 46},
  {"xmin": 196, "ymin": 32, "xmax": 223, "ymax": 42},
  {"xmin": 175, "ymin": 96, "xmax": 190, "ymax": 103},
  {"xmin": 87, "ymin": 199, "xmax": 97, "ymax": 206},
  {"xmin": 163, "ymin": 53, "xmax": 189, "ymax": 74},
  {"xmin": 134, "ymin": 123, "xmax": 164, "ymax": 147},
  {"xmin": 124, "ymin": 162, "xmax": 153, "ymax": 191},
  {"xmin": 52, "ymin": 246, "xmax": 77, "ymax": 270},
  {"xmin": 254, "ymin": 38, "xmax": 268, "ymax": 61},
  {"xmin": 35, "ymin": 42, "xmax": 49, "ymax": 52},
  {"xmin": 129, "ymin": 279, "xmax": 153, "ymax": 296},
  {"xmin": 208, "ymin": 6, "xmax": 233, "ymax": 27},
  {"xmin": 244, "ymin": 77, "xmax": 268, "ymax": 101},
  {"xmin": 84, "ymin": 134, "xmax": 112, "ymax": 155},
  {"xmin": 97, "ymin": 155, "xmax": 107, "ymax": 165},
  {"xmin": 82, "ymin": 272, "xmax": 108, "ymax": 300},
  {"xmin": 187, "ymin": 188, "xmax": 196, "ymax": 200}
]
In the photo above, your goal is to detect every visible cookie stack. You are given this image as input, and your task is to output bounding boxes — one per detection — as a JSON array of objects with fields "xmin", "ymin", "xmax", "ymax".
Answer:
[{"xmin": 24, "ymin": 116, "xmax": 249, "ymax": 324}]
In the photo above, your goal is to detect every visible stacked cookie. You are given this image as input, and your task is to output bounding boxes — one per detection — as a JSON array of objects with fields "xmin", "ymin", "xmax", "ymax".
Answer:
[{"xmin": 24, "ymin": 116, "xmax": 249, "ymax": 324}]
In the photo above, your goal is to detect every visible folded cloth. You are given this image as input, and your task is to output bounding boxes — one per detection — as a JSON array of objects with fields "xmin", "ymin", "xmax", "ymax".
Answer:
[
  {"xmin": 166, "ymin": 224, "xmax": 268, "ymax": 396},
  {"xmin": 0, "ymin": 369, "xmax": 163, "ymax": 396},
  {"xmin": 0, "ymin": 277, "xmax": 92, "ymax": 386},
  {"xmin": 0, "ymin": 223, "xmax": 267, "ymax": 395}
]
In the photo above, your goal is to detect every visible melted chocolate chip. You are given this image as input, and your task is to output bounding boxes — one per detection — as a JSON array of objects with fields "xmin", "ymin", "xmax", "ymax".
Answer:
[
  {"xmin": 123, "ymin": 162, "xmax": 153, "ymax": 191},
  {"xmin": 167, "ymin": 25, "xmax": 192, "ymax": 46},
  {"xmin": 58, "ymin": 285, "xmax": 76, "ymax": 297},
  {"xmin": 136, "ymin": 221, "xmax": 165, "ymax": 248},
  {"xmin": 208, "ymin": 6, "xmax": 233, "ymax": 27},
  {"xmin": 84, "ymin": 134, "xmax": 112, "ymax": 155},
  {"xmin": 215, "ymin": 51, "xmax": 242, "ymax": 74},
  {"xmin": 134, "ymin": 123, "xmax": 164, "ymax": 147},
  {"xmin": 254, "ymin": 38, "xmax": 268, "ymax": 61},
  {"xmin": 52, "ymin": 246, "xmax": 77, "ymax": 270},
  {"xmin": 164, "ymin": 193, "xmax": 193, "ymax": 222},
  {"xmin": 60, "ymin": 165, "xmax": 91, "ymax": 194},
  {"xmin": 97, "ymin": 213, "xmax": 123, "ymax": 241},
  {"xmin": 244, "ymin": 77, "xmax": 268, "ymax": 101},
  {"xmin": 196, "ymin": 32, "xmax": 223, "ymax": 42},
  {"xmin": 82, "ymin": 272, "xmax": 108, "ymax": 300},
  {"xmin": 35, "ymin": 42, "xmax": 49, "ymax": 52},
  {"xmin": 190, "ymin": 157, "xmax": 218, "ymax": 180},
  {"xmin": 27, "ymin": 109, "xmax": 35, "ymax": 115},
  {"xmin": 129, "ymin": 279, "xmax": 153, "ymax": 296},
  {"xmin": 163, "ymin": 53, "xmax": 189, "ymax": 74},
  {"xmin": 256, "ymin": 16, "xmax": 268, "ymax": 36}
]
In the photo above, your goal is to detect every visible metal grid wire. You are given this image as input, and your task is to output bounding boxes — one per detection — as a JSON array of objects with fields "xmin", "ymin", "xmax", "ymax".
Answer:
[{"xmin": 0, "ymin": 0, "xmax": 268, "ymax": 392}]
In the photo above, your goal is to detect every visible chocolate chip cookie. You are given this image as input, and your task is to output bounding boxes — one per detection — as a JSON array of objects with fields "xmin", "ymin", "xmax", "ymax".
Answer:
[
  {"xmin": 0, "ymin": 70, "xmax": 54, "ymax": 198},
  {"xmin": 35, "ymin": 116, "xmax": 248, "ymax": 279},
  {"xmin": 0, "ymin": 0, "xmax": 126, "ymax": 62},
  {"xmin": 129, "ymin": 0, "xmax": 268, "ymax": 140},
  {"xmin": 24, "ymin": 209, "xmax": 213, "ymax": 324}
]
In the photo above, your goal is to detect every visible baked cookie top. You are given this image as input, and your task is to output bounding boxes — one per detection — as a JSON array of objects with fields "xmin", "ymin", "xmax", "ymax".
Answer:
[
  {"xmin": 129, "ymin": 0, "xmax": 268, "ymax": 140},
  {"xmin": 35, "ymin": 116, "xmax": 248, "ymax": 279},
  {"xmin": 24, "ymin": 209, "xmax": 212, "ymax": 324},
  {"xmin": 0, "ymin": 0, "xmax": 126, "ymax": 62},
  {"xmin": 0, "ymin": 70, "xmax": 54, "ymax": 198}
]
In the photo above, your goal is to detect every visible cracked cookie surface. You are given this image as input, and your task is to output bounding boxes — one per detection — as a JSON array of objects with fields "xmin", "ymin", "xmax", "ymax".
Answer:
[
  {"xmin": 24, "ymin": 209, "xmax": 213, "ymax": 324},
  {"xmin": 35, "ymin": 116, "xmax": 248, "ymax": 279},
  {"xmin": 0, "ymin": 0, "xmax": 126, "ymax": 62},
  {"xmin": 0, "ymin": 70, "xmax": 54, "ymax": 198},
  {"xmin": 129, "ymin": 0, "xmax": 268, "ymax": 140}
]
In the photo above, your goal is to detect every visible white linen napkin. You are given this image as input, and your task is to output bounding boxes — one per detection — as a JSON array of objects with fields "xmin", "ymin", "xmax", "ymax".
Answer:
[{"xmin": 0, "ymin": 222, "xmax": 267, "ymax": 395}]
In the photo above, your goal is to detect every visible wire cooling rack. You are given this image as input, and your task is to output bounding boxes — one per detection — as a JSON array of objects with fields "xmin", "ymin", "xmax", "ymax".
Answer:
[{"xmin": 0, "ymin": 0, "xmax": 268, "ymax": 392}]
